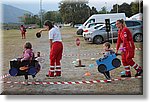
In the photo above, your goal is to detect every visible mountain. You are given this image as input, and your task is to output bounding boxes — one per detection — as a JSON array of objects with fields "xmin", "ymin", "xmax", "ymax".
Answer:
[{"xmin": 2, "ymin": 4, "xmax": 32, "ymax": 23}]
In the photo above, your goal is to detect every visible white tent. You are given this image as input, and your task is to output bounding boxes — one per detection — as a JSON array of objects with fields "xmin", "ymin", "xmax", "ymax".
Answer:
[{"xmin": 129, "ymin": 13, "xmax": 143, "ymax": 20}]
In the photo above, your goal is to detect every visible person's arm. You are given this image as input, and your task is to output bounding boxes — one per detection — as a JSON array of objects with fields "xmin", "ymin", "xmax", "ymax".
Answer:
[
  {"xmin": 49, "ymin": 39, "xmax": 53, "ymax": 49},
  {"xmin": 38, "ymin": 28, "xmax": 48, "ymax": 33},
  {"xmin": 127, "ymin": 28, "xmax": 135, "ymax": 50},
  {"xmin": 21, "ymin": 51, "xmax": 30, "ymax": 61},
  {"xmin": 49, "ymin": 29, "xmax": 54, "ymax": 49},
  {"xmin": 122, "ymin": 27, "xmax": 135, "ymax": 50},
  {"xmin": 116, "ymin": 32, "xmax": 121, "ymax": 54}
]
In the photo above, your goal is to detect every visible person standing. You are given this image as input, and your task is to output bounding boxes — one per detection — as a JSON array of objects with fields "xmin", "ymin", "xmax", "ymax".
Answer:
[
  {"xmin": 20, "ymin": 25, "xmax": 26, "ymax": 39},
  {"xmin": 115, "ymin": 19, "xmax": 143, "ymax": 77},
  {"xmin": 101, "ymin": 42, "xmax": 115, "ymax": 79},
  {"xmin": 38, "ymin": 20, "xmax": 63, "ymax": 77}
]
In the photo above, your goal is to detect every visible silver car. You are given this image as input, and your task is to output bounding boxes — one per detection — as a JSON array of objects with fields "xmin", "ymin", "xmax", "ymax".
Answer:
[{"xmin": 83, "ymin": 20, "xmax": 143, "ymax": 44}]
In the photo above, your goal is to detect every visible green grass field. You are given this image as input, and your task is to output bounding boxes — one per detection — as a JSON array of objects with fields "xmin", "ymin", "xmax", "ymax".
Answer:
[{"xmin": 2, "ymin": 27, "xmax": 143, "ymax": 95}]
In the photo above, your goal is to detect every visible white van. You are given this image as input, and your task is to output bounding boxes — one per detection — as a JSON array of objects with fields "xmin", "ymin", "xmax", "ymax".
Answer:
[{"xmin": 77, "ymin": 13, "xmax": 126, "ymax": 35}]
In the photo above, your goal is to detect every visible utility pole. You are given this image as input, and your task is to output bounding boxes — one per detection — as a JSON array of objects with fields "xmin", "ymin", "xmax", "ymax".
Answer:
[
  {"xmin": 117, "ymin": 4, "xmax": 118, "ymax": 13},
  {"xmin": 105, "ymin": 2, "xmax": 107, "ymax": 14},
  {"xmin": 40, "ymin": 0, "xmax": 43, "ymax": 28},
  {"xmin": 139, "ymin": 0, "xmax": 141, "ymax": 13}
]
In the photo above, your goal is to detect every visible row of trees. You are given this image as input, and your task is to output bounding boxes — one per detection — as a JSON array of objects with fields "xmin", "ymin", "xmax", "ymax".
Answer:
[
  {"xmin": 19, "ymin": 0, "xmax": 143, "ymax": 27},
  {"xmin": 19, "ymin": 11, "xmax": 62, "ymax": 25},
  {"xmin": 110, "ymin": 2, "xmax": 143, "ymax": 17}
]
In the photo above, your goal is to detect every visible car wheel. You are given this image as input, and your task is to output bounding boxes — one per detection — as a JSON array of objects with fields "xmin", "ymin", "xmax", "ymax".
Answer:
[
  {"xmin": 133, "ymin": 33, "xmax": 143, "ymax": 42},
  {"xmin": 98, "ymin": 64, "xmax": 107, "ymax": 73},
  {"xmin": 112, "ymin": 58, "xmax": 121, "ymax": 68},
  {"xmin": 77, "ymin": 29, "xmax": 83, "ymax": 35},
  {"xmin": 93, "ymin": 36, "xmax": 103, "ymax": 44}
]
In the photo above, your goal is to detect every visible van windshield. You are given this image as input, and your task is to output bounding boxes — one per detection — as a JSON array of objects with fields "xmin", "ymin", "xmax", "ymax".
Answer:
[
  {"xmin": 85, "ymin": 19, "xmax": 95, "ymax": 26},
  {"xmin": 111, "ymin": 22, "xmax": 117, "ymax": 29}
]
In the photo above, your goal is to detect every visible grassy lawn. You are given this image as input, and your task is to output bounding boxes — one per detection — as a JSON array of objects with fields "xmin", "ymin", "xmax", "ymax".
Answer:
[{"xmin": 1, "ymin": 27, "xmax": 143, "ymax": 95}]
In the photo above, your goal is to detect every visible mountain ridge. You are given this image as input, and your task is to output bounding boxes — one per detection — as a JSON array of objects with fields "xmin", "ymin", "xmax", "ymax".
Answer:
[{"xmin": 2, "ymin": 4, "xmax": 32, "ymax": 23}]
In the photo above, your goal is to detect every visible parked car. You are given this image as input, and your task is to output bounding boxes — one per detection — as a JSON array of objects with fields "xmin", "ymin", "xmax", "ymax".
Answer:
[
  {"xmin": 77, "ymin": 13, "xmax": 126, "ymax": 35},
  {"xmin": 77, "ymin": 22, "xmax": 104, "ymax": 35},
  {"xmin": 74, "ymin": 24, "xmax": 83, "ymax": 28},
  {"xmin": 83, "ymin": 20, "xmax": 143, "ymax": 44},
  {"xmin": 82, "ymin": 24, "xmax": 104, "ymax": 37}
]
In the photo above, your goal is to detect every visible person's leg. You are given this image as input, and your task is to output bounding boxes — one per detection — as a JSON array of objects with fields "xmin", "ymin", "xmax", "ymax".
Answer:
[
  {"xmin": 127, "ymin": 51, "xmax": 143, "ymax": 76},
  {"xmin": 25, "ymin": 74, "xmax": 28, "ymax": 80},
  {"xmin": 21, "ymin": 33, "xmax": 23, "ymax": 39},
  {"xmin": 55, "ymin": 42, "xmax": 63, "ymax": 76},
  {"xmin": 24, "ymin": 32, "xmax": 26, "ymax": 39},
  {"xmin": 121, "ymin": 51, "xmax": 131, "ymax": 77},
  {"xmin": 47, "ymin": 46, "xmax": 56, "ymax": 77},
  {"xmin": 103, "ymin": 71, "xmax": 111, "ymax": 79},
  {"xmin": 24, "ymin": 74, "xmax": 29, "ymax": 85},
  {"xmin": 22, "ymin": 33, "xmax": 26, "ymax": 39}
]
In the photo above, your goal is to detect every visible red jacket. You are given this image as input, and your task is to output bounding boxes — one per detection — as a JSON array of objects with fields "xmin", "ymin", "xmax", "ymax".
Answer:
[{"xmin": 116, "ymin": 27, "xmax": 135, "ymax": 51}]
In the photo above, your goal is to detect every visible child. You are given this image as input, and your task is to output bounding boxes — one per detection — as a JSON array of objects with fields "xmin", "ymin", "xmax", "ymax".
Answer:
[
  {"xmin": 10, "ymin": 42, "xmax": 34, "ymax": 68},
  {"xmin": 35, "ymin": 52, "xmax": 43, "ymax": 70},
  {"xmin": 20, "ymin": 25, "xmax": 26, "ymax": 39},
  {"xmin": 101, "ymin": 42, "xmax": 115, "ymax": 79},
  {"xmin": 19, "ymin": 42, "xmax": 35, "ymax": 81},
  {"xmin": 20, "ymin": 42, "xmax": 34, "ymax": 62}
]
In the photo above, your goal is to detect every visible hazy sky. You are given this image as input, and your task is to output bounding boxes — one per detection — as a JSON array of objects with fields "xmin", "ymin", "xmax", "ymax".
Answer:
[{"xmin": 1, "ymin": 0, "xmax": 138, "ymax": 14}]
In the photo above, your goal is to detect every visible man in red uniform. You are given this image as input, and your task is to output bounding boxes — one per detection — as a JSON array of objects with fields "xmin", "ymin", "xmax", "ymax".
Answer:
[{"xmin": 116, "ymin": 19, "xmax": 143, "ymax": 77}]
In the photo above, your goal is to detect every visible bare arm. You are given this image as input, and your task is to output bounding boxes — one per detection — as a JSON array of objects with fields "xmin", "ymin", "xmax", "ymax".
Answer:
[
  {"xmin": 38, "ymin": 28, "xmax": 48, "ymax": 33},
  {"xmin": 49, "ymin": 39, "xmax": 53, "ymax": 49},
  {"xmin": 116, "ymin": 33, "xmax": 121, "ymax": 54}
]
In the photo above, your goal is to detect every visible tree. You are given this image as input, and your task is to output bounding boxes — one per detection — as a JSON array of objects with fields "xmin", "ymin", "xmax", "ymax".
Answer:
[
  {"xmin": 130, "ymin": 0, "xmax": 143, "ymax": 15},
  {"xmin": 119, "ymin": 3, "xmax": 132, "ymax": 17},
  {"xmin": 110, "ymin": 1, "xmax": 143, "ymax": 18},
  {"xmin": 90, "ymin": 6, "xmax": 98, "ymax": 15},
  {"xmin": 59, "ymin": 0, "xmax": 90, "ymax": 25},
  {"xmin": 99, "ymin": 6, "xmax": 108, "ymax": 14},
  {"xmin": 19, "ymin": 13, "xmax": 39, "ymax": 24},
  {"xmin": 43, "ymin": 11, "xmax": 62, "ymax": 23},
  {"xmin": 110, "ymin": 4, "xmax": 118, "ymax": 13},
  {"xmin": 110, "ymin": 3, "xmax": 132, "ymax": 17}
]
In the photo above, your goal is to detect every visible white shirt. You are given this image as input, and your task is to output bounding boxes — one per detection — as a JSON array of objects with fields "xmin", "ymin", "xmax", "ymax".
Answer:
[{"xmin": 49, "ymin": 27, "xmax": 62, "ymax": 42}]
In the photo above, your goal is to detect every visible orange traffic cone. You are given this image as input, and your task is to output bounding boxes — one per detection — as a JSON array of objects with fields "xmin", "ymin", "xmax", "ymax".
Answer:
[{"xmin": 84, "ymin": 71, "xmax": 91, "ymax": 76}]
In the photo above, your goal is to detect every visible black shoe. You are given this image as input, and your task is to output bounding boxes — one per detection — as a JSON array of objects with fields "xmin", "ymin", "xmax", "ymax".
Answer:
[
  {"xmin": 46, "ymin": 74, "xmax": 51, "ymax": 77},
  {"xmin": 135, "ymin": 69, "xmax": 143, "ymax": 77},
  {"xmin": 121, "ymin": 74, "xmax": 131, "ymax": 77},
  {"xmin": 55, "ymin": 75, "xmax": 61, "ymax": 77},
  {"xmin": 32, "ymin": 75, "xmax": 36, "ymax": 78}
]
